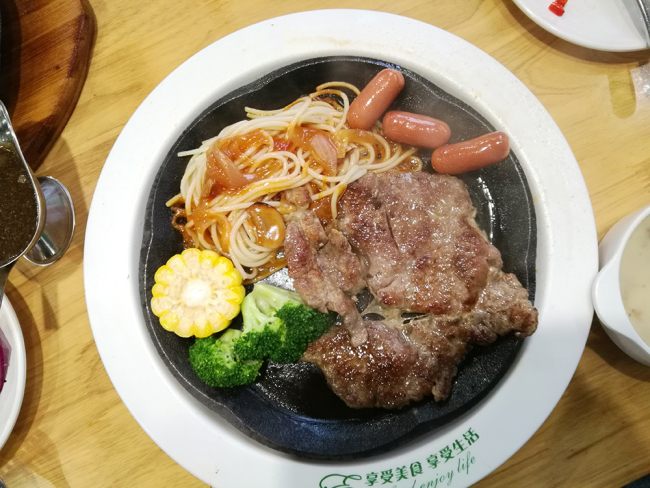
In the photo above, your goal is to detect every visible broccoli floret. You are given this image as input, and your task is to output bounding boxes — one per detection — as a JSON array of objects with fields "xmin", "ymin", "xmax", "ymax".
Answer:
[
  {"xmin": 271, "ymin": 302, "xmax": 334, "ymax": 363},
  {"xmin": 236, "ymin": 283, "xmax": 333, "ymax": 364},
  {"xmin": 189, "ymin": 329, "xmax": 262, "ymax": 388},
  {"xmin": 244, "ymin": 282, "xmax": 303, "ymax": 315},
  {"xmin": 232, "ymin": 284, "xmax": 295, "ymax": 361}
]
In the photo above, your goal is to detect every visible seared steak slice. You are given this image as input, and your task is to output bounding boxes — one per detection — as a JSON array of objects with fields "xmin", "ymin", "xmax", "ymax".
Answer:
[
  {"xmin": 469, "ymin": 272, "xmax": 538, "ymax": 343},
  {"xmin": 318, "ymin": 229, "xmax": 366, "ymax": 296},
  {"xmin": 302, "ymin": 298, "xmax": 533, "ymax": 409},
  {"xmin": 337, "ymin": 172, "xmax": 505, "ymax": 315},
  {"xmin": 302, "ymin": 323, "xmax": 440, "ymax": 408},
  {"xmin": 301, "ymin": 314, "xmax": 478, "ymax": 408},
  {"xmin": 284, "ymin": 210, "xmax": 367, "ymax": 346},
  {"xmin": 404, "ymin": 316, "xmax": 472, "ymax": 402}
]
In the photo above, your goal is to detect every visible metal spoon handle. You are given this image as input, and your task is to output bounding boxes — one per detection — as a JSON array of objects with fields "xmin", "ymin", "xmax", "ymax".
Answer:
[
  {"xmin": 636, "ymin": 0, "xmax": 650, "ymax": 44},
  {"xmin": 0, "ymin": 262, "xmax": 15, "ymax": 309}
]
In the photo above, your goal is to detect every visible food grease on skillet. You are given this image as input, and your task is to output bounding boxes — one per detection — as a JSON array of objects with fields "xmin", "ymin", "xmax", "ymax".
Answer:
[{"xmin": 139, "ymin": 56, "xmax": 537, "ymax": 459}]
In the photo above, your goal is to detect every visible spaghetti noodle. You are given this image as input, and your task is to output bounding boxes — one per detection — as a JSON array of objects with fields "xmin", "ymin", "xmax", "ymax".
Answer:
[{"xmin": 167, "ymin": 81, "xmax": 422, "ymax": 282}]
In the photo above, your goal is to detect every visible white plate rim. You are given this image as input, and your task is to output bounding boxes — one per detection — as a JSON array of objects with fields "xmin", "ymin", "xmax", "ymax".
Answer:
[
  {"xmin": 512, "ymin": 0, "xmax": 650, "ymax": 52},
  {"xmin": 83, "ymin": 9, "xmax": 598, "ymax": 488},
  {"xmin": 0, "ymin": 296, "xmax": 27, "ymax": 451}
]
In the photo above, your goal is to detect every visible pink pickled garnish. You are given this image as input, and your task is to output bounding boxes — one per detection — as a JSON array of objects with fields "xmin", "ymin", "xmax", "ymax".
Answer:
[
  {"xmin": 549, "ymin": 1, "xmax": 566, "ymax": 16},
  {"xmin": 0, "ymin": 342, "xmax": 5, "ymax": 394}
]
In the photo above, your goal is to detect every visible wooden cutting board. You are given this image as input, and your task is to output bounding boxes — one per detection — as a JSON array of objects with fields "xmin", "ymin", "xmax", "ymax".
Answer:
[{"xmin": 0, "ymin": 0, "xmax": 96, "ymax": 169}]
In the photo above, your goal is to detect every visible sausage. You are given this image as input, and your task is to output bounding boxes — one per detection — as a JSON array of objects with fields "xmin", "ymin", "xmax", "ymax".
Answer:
[
  {"xmin": 431, "ymin": 132, "xmax": 510, "ymax": 175},
  {"xmin": 383, "ymin": 111, "xmax": 451, "ymax": 148},
  {"xmin": 347, "ymin": 69, "xmax": 405, "ymax": 130}
]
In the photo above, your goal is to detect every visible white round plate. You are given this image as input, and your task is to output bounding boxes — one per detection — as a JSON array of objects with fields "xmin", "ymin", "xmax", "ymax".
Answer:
[
  {"xmin": 0, "ymin": 296, "xmax": 26, "ymax": 451},
  {"xmin": 513, "ymin": 0, "xmax": 650, "ymax": 52},
  {"xmin": 84, "ymin": 9, "xmax": 598, "ymax": 488}
]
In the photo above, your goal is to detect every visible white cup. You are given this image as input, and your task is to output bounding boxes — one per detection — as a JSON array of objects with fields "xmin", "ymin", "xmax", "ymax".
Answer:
[{"xmin": 592, "ymin": 205, "xmax": 650, "ymax": 365}]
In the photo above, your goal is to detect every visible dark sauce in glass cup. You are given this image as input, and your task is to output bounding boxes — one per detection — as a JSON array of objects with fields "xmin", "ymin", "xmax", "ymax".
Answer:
[{"xmin": 0, "ymin": 143, "xmax": 39, "ymax": 264}]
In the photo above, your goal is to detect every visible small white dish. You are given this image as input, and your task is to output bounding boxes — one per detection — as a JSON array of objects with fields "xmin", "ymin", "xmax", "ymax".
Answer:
[
  {"xmin": 512, "ymin": 0, "xmax": 650, "ymax": 52},
  {"xmin": 0, "ymin": 296, "xmax": 26, "ymax": 451},
  {"xmin": 593, "ymin": 205, "xmax": 650, "ymax": 365}
]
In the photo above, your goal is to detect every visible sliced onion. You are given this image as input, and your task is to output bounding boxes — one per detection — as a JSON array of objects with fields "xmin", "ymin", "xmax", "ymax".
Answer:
[
  {"xmin": 205, "ymin": 144, "xmax": 255, "ymax": 191},
  {"xmin": 309, "ymin": 133, "xmax": 338, "ymax": 176},
  {"xmin": 288, "ymin": 126, "xmax": 339, "ymax": 176}
]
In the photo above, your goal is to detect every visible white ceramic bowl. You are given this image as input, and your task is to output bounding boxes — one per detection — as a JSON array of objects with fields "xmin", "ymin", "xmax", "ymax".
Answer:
[
  {"xmin": 512, "ymin": 0, "xmax": 650, "ymax": 52},
  {"xmin": 0, "ymin": 296, "xmax": 27, "ymax": 451},
  {"xmin": 593, "ymin": 205, "xmax": 650, "ymax": 365},
  {"xmin": 85, "ymin": 10, "xmax": 598, "ymax": 487}
]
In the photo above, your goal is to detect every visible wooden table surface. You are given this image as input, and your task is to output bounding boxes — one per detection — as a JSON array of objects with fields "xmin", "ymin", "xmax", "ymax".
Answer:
[{"xmin": 1, "ymin": 0, "xmax": 649, "ymax": 486}]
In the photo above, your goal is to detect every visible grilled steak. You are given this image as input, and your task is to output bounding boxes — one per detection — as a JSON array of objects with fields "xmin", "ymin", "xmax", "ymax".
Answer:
[
  {"xmin": 337, "ymin": 171, "xmax": 506, "ymax": 316},
  {"xmin": 303, "ymin": 288, "xmax": 535, "ymax": 409},
  {"xmin": 284, "ymin": 208, "xmax": 368, "ymax": 346},
  {"xmin": 287, "ymin": 171, "xmax": 537, "ymax": 408},
  {"xmin": 302, "ymin": 322, "xmax": 441, "ymax": 409},
  {"xmin": 302, "ymin": 314, "xmax": 473, "ymax": 408}
]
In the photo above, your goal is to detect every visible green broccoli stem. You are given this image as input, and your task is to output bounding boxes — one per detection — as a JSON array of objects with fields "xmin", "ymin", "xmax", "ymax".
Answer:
[
  {"xmin": 190, "ymin": 283, "xmax": 334, "ymax": 389},
  {"xmin": 245, "ymin": 283, "xmax": 302, "ymax": 316}
]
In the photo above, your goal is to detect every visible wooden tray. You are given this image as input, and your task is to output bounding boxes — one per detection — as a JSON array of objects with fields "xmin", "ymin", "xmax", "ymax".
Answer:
[{"xmin": 0, "ymin": 0, "xmax": 96, "ymax": 169}]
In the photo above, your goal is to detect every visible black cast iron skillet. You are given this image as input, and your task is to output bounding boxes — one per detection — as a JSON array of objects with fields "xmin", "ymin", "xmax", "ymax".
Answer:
[{"xmin": 139, "ymin": 56, "xmax": 537, "ymax": 460}]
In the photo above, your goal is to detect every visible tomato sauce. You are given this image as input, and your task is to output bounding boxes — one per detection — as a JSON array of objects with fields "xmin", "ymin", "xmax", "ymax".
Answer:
[
  {"xmin": 333, "ymin": 129, "xmax": 386, "ymax": 160},
  {"xmin": 273, "ymin": 137, "xmax": 293, "ymax": 152},
  {"xmin": 217, "ymin": 129, "xmax": 268, "ymax": 162},
  {"xmin": 243, "ymin": 252, "xmax": 288, "ymax": 285},
  {"xmin": 190, "ymin": 201, "xmax": 231, "ymax": 253},
  {"xmin": 309, "ymin": 196, "xmax": 333, "ymax": 225},
  {"xmin": 170, "ymin": 204, "xmax": 196, "ymax": 248},
  {"xmin": 288, "ymin": 126, "xmax": 338, "ymax": 176}
]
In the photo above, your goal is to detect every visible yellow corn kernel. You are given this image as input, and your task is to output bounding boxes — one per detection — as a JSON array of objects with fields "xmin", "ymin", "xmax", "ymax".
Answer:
[
  {"xmin": 159, "ymin": 311, "xmax": 180, "ymax": 331},
  {"xmin": 152, "ymin": 283, "xmax": 167, "ymax": 297},
  {"xmin": 154, "ymin": 265, "xmax": 175, "ymax": 285}
]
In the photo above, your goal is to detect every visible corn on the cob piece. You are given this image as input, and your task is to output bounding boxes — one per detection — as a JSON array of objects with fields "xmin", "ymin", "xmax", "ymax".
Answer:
[{"xmin": 151, "ymin": 249, "xmax": 245, "ymax": 338}]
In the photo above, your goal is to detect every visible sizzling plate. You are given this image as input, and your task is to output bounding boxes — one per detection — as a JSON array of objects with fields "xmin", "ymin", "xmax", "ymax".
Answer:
[{"xmin": 139, "ymin": 56, "xmax": 536, "ymax": 459}]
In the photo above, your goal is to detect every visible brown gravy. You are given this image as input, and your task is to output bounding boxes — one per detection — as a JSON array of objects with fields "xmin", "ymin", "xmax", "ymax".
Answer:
[{"xmin": 0, "ymin": 143, "xmax": 38, "ymax": 264}]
